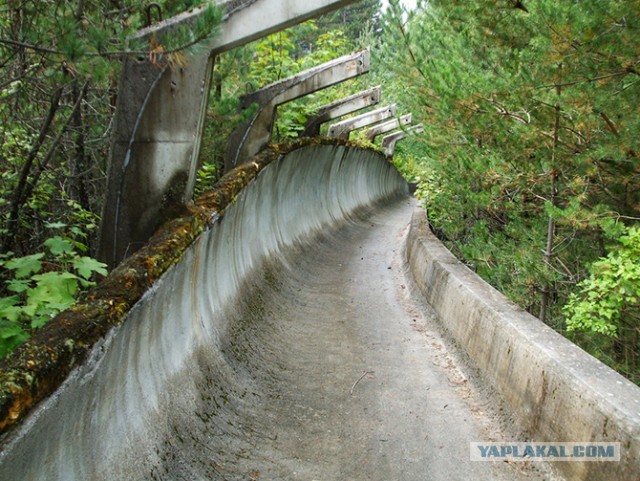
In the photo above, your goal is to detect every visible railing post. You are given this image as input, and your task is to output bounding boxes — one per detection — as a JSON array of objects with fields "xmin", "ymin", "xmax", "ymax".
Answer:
[
  {"xmin": 365, "ymin": 113, "xmax": 412, "ymax": 141},
  {"xmin": 381, "ymin": 123, "xmax": 424, "ymax": 157},
  {"xmin": 327, "ymin": 104, "xmax": 396, "ymax": 139},
  {"xmin": 224, "ymin": 49, "xmax": 371, "ymax": 171},
  {"xmin": 99, "ymin": 0, "xmax": 360, "ymax": 268},
  {"xmin": 300, "ymin": 86, "xmax": 381, "ymax": 137}
]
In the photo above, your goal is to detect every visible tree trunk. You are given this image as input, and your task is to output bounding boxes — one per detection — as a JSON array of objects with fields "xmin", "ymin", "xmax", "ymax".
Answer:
[
  {"xmin": 540, "ymin": 83, "xmax": 561, "ymax": 324},
  {"xmin": 69, "ymin": 80, "xmax": 90, "ymax": 211},
  {"xmin": 3, "ymin": 87, "xmax": 63, "ymax": 252}
]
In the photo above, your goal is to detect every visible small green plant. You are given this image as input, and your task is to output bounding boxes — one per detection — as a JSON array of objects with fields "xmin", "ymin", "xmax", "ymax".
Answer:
[
  {"xmin": 0, "ymin": 224, "xmax": 107, "ymax": 359},
  {"xmin": 564, "ymin": 225, "xmax": 640, "ymax": 381},
  {"xmin": 565, "ymin": 226, "xmax": 640, "ymax": 336},
  {"xmin": 194, "ymin": 162, "xmax": 220, "ymax": 196}
]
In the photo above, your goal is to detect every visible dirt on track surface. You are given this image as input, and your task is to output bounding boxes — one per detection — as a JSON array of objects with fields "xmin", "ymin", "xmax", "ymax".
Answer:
[{"xmin": 156, "ymin": 197, "xmax": 559, "ymax": 481}]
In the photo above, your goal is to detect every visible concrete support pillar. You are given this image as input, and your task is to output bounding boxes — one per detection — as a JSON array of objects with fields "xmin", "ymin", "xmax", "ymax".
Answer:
[
  {"xmin": 99, "ymin": 0, "xmax": 359, "ymax": 269},
  {"xmin": 99, "ymin": 55, "xmax": 213, "ymax": 269},
  {"xmin": 327, "ymin": 104, "xmax": 396, "ymax": 139},
  {"xmin": 364, "ymin": 113, "xmax": 412, "ymax": 141},
  {"xmin": 224, "ymin": 49, "xmax": 370, "ymax": 171},
  {"xmin": 300, "ymin": 86, "xmax": 381, "ymax": 137},
  {"xmin": 382, "ymin": 123, "xmax": 424, "ymax": 157}
]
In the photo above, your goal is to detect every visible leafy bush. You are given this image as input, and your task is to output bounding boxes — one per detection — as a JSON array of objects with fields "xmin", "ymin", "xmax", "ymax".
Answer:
[
  {"xmin": 0, "ymin": 225, "xmax": 107, "ymax": 359},
  {"xmin": 379, "ymin": 0, "xmax": 640, "ymax": 381},
  {"xmin": 564, "ymin": 226, "xmax": 640, "ymax": 381}
]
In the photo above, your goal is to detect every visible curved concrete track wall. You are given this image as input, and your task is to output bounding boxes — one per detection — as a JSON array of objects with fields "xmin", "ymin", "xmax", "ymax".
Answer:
[
  {"xmin": 407, "ymin": 209, "xmax": 640, "ymax": 481},
  {"xmin": 0, "ymin": 143, "xmax": 407, "ymax": 480}
]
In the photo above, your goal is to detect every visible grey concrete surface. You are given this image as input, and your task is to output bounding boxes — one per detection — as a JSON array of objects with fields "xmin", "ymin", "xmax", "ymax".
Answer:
[
  {"xmin": 407, "ymin": 208, "xmax": 640, "ymax": 481},
  {"xmin": 182, "ymin": 198, "xmax": 554, "ymax": 481},
  {"xmin": 134, "ymin": 0, "xmax": 360, "ymax": 55},
  {"xmin": 0, "ymin": 145, "xmax": 405, "ymax": 480},
  {"xmin": 99, "ymin": 54, "xmax": 214, "ymax": 269},
  {"xmin": 0, "ymin": 143, "xmax": 559, "ymax": 480},
  {"xmin": 328, "ymin": 104, "xmax": 396, "ymax": 139},
  {"xmin": 300, "ymin": 85, "xmax": 382, "ymax": 137},
  {"xmin": 364, "ymin": 113, "xmax": 412, "ymax": 141},
  {"xmin": 381, "ymin": 123, "xmax": 424, "ymax": 157}
]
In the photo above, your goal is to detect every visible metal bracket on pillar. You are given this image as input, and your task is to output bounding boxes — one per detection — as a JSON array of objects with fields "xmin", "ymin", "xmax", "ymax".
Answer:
[
  {"xmin": 381, "ymin": 123, "xmax": 424, "ymax": 157},
  {"xmin": 364, "ymin": 113, "xmax": 412, "ymax": 141},
  {"xmin": 327, "ymin": 104, "xmax": 396, "ymax": 139},
  {"xmin": 225, "ymin": 48, "xmax": 370, "ymax": 171},
  {"xmin": 299, "ymin": 85, "xmax": 381, "ymax": 137},
  {"xmin": 99, "ymin": 0, "xmax": 360, "ymax": 269}
]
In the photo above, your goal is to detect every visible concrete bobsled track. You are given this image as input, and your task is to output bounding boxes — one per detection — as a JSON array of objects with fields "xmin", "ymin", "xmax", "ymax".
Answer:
[{"xmin": 0, "ymin": 140, "xmax": 637, "ymax": 480}]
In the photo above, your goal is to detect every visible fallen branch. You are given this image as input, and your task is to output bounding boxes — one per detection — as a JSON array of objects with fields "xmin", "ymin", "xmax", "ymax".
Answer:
[{"xmin": 350, "ymin": 370, "xmax": 374, "ymax": 395}]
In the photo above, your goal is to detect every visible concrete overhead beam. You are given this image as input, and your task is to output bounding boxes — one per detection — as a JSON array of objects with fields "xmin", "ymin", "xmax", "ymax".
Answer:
[
  {"xmin": 328, "ymin": 104, "xmax": 397, "ymax": 139},
  {"xmin": 99, "ymin": 0, "xmax": 359, "ymax": 269},
  {"xmin": 225, "ymin": 48, "xmax": 371, "ymax": 170},
  {"xmin": 365, "ymin": 113, "xmax": 412, "ymax": 141},
  {"xmin": 381, "ymin": 130, "xmax": 405, "ymax": 157},
  {"xmin": 300, "ymin": 85, "xmax": 382, "ymax": 137},
  {"xmin": 135, "ymin": 0, "xmax": 359, "ymax": 54},
  {"xmin": 381, "ymin": 123, "xmax": 424, "ymax": 157},
  {"xmin": 410, "ymin": 124, "xmax": 425, "ymax": 133}
]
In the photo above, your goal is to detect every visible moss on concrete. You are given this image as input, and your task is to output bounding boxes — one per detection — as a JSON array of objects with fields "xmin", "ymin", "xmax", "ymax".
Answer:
[{"xmin": 0, "ymin": 137, "xmax": 383, "ymax": 437}]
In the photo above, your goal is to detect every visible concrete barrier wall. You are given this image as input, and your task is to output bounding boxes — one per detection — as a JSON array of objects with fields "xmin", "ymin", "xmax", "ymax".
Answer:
[
  {"xmin": 0, "ymin": 143, "xmax": 407, "ymax": 480},
  {"xmin": 406, "ymin": 208, "xmax": 640, "ymax": 481}
]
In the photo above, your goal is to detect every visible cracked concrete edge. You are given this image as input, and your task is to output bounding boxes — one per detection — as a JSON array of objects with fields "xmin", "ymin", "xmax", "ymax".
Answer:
[{"xmin": 406, "ymin": 207, "xmax": 640, "ymax": 481}]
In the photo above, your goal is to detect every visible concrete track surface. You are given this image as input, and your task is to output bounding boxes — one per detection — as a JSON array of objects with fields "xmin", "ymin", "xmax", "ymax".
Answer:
[
  {"xmin": 0, "ymin": 201, "xmax": 559, "ymax": 481},
  {"xmin": 180, "ymin": 198, "xmax": 556, "ymax": 481},
  {"xmin": 0, "ymin": 146, "xmax": 561, "ymax": 480}
]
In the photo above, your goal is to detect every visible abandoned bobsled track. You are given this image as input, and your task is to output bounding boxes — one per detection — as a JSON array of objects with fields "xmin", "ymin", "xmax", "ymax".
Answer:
[{"xmin": 0, "ymin": 141, "xmax": 638, "ymax": 480}]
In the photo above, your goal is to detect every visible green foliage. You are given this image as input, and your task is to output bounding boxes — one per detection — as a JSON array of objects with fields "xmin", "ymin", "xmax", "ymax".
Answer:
[
  {"xmin": 0, "ymin": 3, "xmax": 220, "ymax": 358},
  {"xmin": 0, "ymin": 227, "xmax": 107, "ymax": 359},
  {"xmin": 379, "ymin": 0, "xmax": 640, "ymax": 380},
  {"xmin": 4, "ymin": 253, "xmax": 44, "ymax": 279},
  {"xmin": 316, "ymin": 0, "xmax": 382, "ymax": 42},
  {"xmin": 197, "ymin": 11, "xmax": 379, "ymax": 181},
  {"xmin": 194, "ymin": 162, "xmax": 220, "ymax": 197},
  {"xmin": 564, "ymin": 226, "xmax": 640, "ymax": 381},
  {"xmin": 1, "ymin": 1, "xmax": 222, "ymax": 259}
]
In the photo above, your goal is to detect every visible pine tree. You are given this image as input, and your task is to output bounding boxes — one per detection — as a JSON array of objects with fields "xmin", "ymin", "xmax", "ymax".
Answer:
[
  {"xmin": 0, "ymin": 0, "xmax": 220, "ymax": 255},
  {"xmin": 317, "ymin": 0, "xmax": 383, "ymax": 43},
  {"xmin": 379, "ymin": 0, "xmax": 640, "ymax": 380},
  {"xmin": 0, "ymin": 0, "xmax": 220, "ymax": 357}
]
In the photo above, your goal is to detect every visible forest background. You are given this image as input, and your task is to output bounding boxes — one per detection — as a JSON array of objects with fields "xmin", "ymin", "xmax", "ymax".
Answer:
[{"xmin": 1, "ymin": 0, "xmax": 639, "ymax": 384}]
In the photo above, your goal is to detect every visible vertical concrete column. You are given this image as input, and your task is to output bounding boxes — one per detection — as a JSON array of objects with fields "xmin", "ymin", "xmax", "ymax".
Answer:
[
  {"xmin": 364, "ymin": 113, "xmax": 412, "ymax": 141},
  {"xmin": 224, "ymin": 49, "xmax": 371, "ymax": 171},
  {"xmin": 327, "ymin": 104, "xmax": 396, "ymax": 139},
  {"xmin": 382, "ymin": 123, "xmax": 424, "ymax": 157},
  {"xmin": 299, "ymin": 85, "xmax": 381, "ymax": 137},
  {"xmin": 99, "ymin": 55, "xmax": 213, "ymax": 268},
  {"xmin": 99, "ymin": 0, "xmax": 360, "ymax": 268}
]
